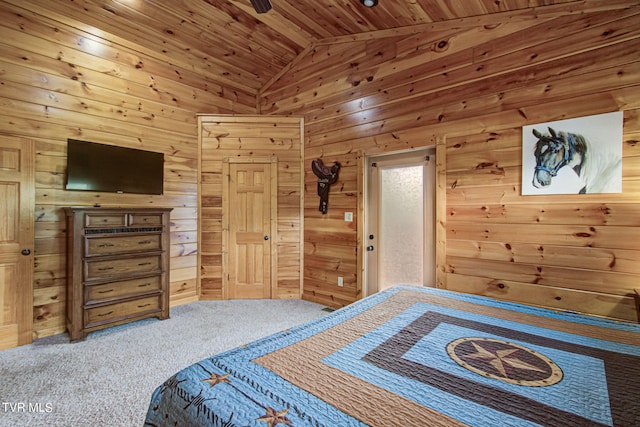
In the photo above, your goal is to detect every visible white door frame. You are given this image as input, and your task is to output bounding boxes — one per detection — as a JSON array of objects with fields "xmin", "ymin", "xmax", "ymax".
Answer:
[{"xmin": 360, "ymin": 147, "xmax": 437, "ymax": 297}]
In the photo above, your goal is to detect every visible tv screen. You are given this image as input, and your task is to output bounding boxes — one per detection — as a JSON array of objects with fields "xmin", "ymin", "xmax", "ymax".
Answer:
[{"xmin": 66, "ymin": 139, "xmax": 164, "ymax": 195}]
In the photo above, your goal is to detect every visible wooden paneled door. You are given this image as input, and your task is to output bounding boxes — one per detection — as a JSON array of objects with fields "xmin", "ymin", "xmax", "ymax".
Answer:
[
  {"xmin": 223, "ymin": 158, "xmax": 277, "ymax": 299},
  {"xmin": 0, "ymin": 136, "xmax": 34, "ymax": 350}
]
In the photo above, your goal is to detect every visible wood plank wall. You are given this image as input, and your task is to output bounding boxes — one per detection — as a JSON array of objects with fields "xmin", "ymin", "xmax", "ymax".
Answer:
[
  {"xmin": 0, "ymin": 1, "xmax": 257, "ymax": 338},
  {"xmin": 198, "ymin": 115, "xmax": 303, "ymax": 301},
  {"xmin": 2, "ymin": 1, "xmax": 639, "ymax": 340},
  {"xmin": 261, "ymin": 6, "xmax": 640, "ymax": 321}
]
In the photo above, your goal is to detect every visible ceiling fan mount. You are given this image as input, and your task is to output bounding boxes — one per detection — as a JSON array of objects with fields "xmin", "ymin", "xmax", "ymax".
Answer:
[
  {"xmin": 250, "ymin": 0, "xmax": 272, "ymax": 14},
  {"xmin": 249, "ymin": 0, "xmax": 378, "ymax": 14}
]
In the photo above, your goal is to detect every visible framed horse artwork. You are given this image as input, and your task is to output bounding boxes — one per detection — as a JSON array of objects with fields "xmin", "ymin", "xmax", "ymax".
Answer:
[{"xmin": 521, "ymin": 111, "xmax": 623, "ymax": 195}]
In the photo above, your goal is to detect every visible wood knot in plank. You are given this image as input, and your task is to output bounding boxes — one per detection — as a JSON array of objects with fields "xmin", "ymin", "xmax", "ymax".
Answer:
[{"xmin": 432, "ymin": 39, "xmax": 449, "ymax": 53}]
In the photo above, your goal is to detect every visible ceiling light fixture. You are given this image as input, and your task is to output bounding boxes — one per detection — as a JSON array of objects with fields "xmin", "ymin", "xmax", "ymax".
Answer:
[
  {"xmin": 360, "ymin": 0, "xmax": 378, "ymax": 7},
  {"xmin": 250, "ymin": 0, "xmax": 272, "ymax": 14}
]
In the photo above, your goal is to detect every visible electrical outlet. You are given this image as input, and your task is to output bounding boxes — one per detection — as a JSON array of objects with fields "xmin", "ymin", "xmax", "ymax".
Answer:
[{"xmin": 337, "ymin": 276, "xmax": 344, "ymax": 287}]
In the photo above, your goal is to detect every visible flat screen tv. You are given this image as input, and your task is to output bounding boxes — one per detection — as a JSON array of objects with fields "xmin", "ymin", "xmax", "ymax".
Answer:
[{"xmin": 66, "ymin": 139, "xmax": 164, "ymax": 195}]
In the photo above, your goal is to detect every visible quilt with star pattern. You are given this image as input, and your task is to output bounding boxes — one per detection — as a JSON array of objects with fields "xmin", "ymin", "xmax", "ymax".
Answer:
[{"xmin": 144, "ymin": 285, "xmax": 639, "ymax": 427}]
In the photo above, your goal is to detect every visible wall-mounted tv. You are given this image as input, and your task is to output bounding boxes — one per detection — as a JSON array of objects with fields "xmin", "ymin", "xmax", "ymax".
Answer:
[{"xmin": 66, "ymin": 139, "xmax": 164, "ymax": 195}]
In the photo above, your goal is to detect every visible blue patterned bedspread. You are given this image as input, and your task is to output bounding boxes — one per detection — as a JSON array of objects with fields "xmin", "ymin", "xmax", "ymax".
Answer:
[{"xmin": 144, "ymin": 286, "xmax": 640, "ymax": 426}]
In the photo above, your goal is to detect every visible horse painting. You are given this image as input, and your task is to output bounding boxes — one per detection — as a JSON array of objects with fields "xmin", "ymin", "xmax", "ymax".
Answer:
[{"xmin": 530, "ymin": 126, "xmax": 621, "ymax": 194}]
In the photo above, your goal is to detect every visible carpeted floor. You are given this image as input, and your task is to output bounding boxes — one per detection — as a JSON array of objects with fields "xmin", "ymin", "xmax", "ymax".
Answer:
[{"xmin": 0, "ymin": 299, "xmax": 327, "ymax": 427}]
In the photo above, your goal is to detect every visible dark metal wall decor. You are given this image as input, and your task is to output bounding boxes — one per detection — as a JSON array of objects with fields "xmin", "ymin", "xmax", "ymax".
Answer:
[{"xmin": 311, "ymin": 159, "xmax": 341, "ymax": 214}]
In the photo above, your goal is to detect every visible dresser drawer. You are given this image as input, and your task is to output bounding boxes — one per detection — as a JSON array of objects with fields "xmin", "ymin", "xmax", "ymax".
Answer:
[
  {"xmin": 85, "ymin": 255, "xmax": 162, "ymax": 280},
  {"xmin": 85, "ymin": 295, "xmax": 160, "ymax": 326},
  {"xmin": 84, "ymin": 213, "xmax": 127, "ymax": 228},
  {"xmin": 86, "ymin": 233, "xmax": 162, "ymax": 256},
  {"xmin": 86, "ymin": 275, "xmax": 162, "ymax": 302},
  {"xmin": 129, "ymin": 213, "xmax": 164, "ymax": 227}
]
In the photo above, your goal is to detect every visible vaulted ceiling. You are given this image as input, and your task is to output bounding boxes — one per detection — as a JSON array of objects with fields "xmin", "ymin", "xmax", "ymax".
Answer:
[{"xmin": 25, "ymin": 0, "xmax": 621, "ymax": 96}]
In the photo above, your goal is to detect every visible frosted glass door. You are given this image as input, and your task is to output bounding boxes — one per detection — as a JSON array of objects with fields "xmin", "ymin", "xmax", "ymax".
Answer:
[
  {"xmin": 379, "ymin": 165, "xmax": 424, "ymax": 288},
  {"xmin": 365, "ymin": 148, "xmax": 435, "ymax": 295}
]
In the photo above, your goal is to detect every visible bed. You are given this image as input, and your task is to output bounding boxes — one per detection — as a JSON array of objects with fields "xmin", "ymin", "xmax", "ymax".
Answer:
[{"xmin": 144, "ymin": 285, "xmax": 640, "ymax": 426}]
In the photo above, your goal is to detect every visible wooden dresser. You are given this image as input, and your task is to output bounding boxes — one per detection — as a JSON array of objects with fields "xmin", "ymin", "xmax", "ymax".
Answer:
[{"xmin": 64, "ymin": 207, "xmax": 172, "ymax": 341}]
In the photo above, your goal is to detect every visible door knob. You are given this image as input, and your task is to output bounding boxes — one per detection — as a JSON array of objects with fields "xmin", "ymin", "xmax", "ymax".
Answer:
[
  {"xmin": 264, "ymin": 235, "xmax": 269, "ymax": 240},
  {"xmin": 366, "ymin": 245, "xmax": 374, "ymax": 251},
  {"xmin": 21, "ymin": 249, "xmax": 31, "ymax": 256}
]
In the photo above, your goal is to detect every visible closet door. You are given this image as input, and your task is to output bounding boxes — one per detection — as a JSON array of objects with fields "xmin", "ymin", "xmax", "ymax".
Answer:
[
  {"xmin": 224, "ymin": 158, "xmax": 277, "ymax": 299},
  {"xmin": 0, "ymin": 136, "xmax": 34, "ymax": 349}
]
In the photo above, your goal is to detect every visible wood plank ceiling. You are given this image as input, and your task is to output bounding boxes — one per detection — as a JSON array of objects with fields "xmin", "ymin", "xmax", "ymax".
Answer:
[{"xmin": 32, "ymin": 0, "xmax": 590, "ymax": 98}]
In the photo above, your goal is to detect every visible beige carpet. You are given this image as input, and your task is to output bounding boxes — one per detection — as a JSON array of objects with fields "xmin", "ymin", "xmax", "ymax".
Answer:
[{"xmin": 0, "ymin": 299, "xmax": 327, "ymax": 427}]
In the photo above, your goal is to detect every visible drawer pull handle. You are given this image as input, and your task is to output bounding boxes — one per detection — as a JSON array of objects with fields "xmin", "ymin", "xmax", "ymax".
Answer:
[
  {"xmin": 97, "ymin": 289, "xmax": 114, "ymax": 294},
  {"xmin": 138, "ymin": 303, "xmax": 151, "ymax": 308},
  {"xmin": 138, "ymin": 262, "xmax": 152, "ymax": 266},
  {"xmin": 138, "ymin": 283, "xmax": 152, "ymax": 288},
  {"xmin": 97, "ymin": 266, "xmax": 114, "ymax": 271},
  {"xmin": 98, "ymin": 243, "xmax": 115, "ymax": 248},
  {"xmin": 97, "ymin": 310, "xmax": 114, "ymax": 317},
  {"xmin": 138, "ymin": 240, "xmax": 152, "ymax": 245}
]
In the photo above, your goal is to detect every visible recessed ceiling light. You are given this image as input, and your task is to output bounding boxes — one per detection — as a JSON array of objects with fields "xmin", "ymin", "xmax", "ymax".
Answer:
[{"xmin": 360, "ymin": 0, "xmax": 378, "ymax": 7}]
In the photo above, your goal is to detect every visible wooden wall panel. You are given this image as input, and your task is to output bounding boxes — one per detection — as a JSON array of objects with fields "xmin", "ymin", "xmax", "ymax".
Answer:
[
  {"xmin": 0, "ymin": 2, "xmax": 257, "ymax": 338},
  {"xmin": 262, "ymin": 7, "xmax": 640, "ymax": 321},
  {"xmin": 198, "ymin": 115, "xmax": 303, "ymax": 301}
]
